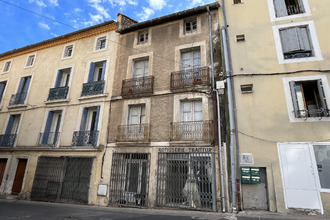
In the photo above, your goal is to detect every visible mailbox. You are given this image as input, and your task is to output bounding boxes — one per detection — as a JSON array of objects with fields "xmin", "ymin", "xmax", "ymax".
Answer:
[{"xmin": 241, "ymin": 167, "xmax": 261, "ymax": 184}]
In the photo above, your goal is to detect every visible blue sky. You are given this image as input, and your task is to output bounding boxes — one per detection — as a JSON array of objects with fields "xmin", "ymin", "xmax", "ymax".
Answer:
[{"xmin": 0, "ymin": 0, "xmax": 216, "ymax": 53}]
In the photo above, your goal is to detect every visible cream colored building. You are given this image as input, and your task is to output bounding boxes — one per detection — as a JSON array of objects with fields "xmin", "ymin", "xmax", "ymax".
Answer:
[
  {"xmin": 220, "ymin": 0, "xmax": 330, "ymax": 215},
  {"xmin": 0, "ymin": 21, "xmax": 118, "ymax": 205}
]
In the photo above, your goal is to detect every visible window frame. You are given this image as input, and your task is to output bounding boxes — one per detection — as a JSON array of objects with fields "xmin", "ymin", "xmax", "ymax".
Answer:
[
  {"xmin": 62, "ymin": 43, "xmax": 75, "ymax": 59},
  {"xmin": 273, "ymin": 21, "xmax": 322, "ymax": 64},
  {"xmin": 184, "ymin": 17, "xmax": 197, "ymax": 34},
  {"xmin": 94, "ymin": 34, "xmax": 108, "ymax": 52},
  {"xmin": 267, "ymin": 0, "xmax": 311, "ymax": 22},
  {"xmin": 25, "ymin": 53, "xmax": 36, "ymax": 68},
  {"xmin": 0, "ymin": 80, "xmax": 7, "ymax": 106},
  {"xmin": 132, "ymin": 58, "xmax": 149, "ymax": 78},
  {"xmin": 2, "ymin": 60, "xmax": 12, "ymax": 73},
  {"xmin": 283, "ymin": 75, "xmax": 330, "ymax": 122},
  {"xmin": 138, "ymin": 30, "xmax": 149, "ymax": 45}
]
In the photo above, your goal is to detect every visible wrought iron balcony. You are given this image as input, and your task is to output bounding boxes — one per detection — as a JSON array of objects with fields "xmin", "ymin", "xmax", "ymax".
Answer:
[
  {"xmin": 297, "ymin": 108, "xmax": 330, "ymax": 118},
  {"xmin": 170, "ymin": 120, "xmax": 214, "ymax": 141},
  {"xmin": 72, "ymin": 130, "xmax": 99, "ymax": 147},
  {"xmin": 9, "ymin": 92, "xmax": 27, "ymax": 105},
  {"xmin": 37, "ymin": 132, "xmax": 60, "ymax": 147},
  {"xmin": 0, "ymin": 134, "xmax": 17, "ymax": 147},
  {"xmin": 116, "ymin": 124, "xmax": 150, "ymax": 142},
  {"xmin": 47, "ymin": 87, "xmax": 69, "ymax": 101},
  {"xmin": 287, "ymin": 4, "xmax": 303, "ymax": 15},
  {"xmin": 170, "ymin": 67, "xmax": 210, "ymax": 90},
  {"xmin": 121, "ymin": 76, "xmax": 154, "ymax": 97},
  {"xmin": 81, "ymin": 80, "xmax": 105, "ymax": 96}
]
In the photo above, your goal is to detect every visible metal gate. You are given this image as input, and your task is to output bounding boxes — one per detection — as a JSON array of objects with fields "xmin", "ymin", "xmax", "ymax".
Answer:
[
  {"xmin": 31, "ymin": 157, "xmax": 93, "ymax": 204},
  {"xmin": 109, "ymin": 153, "xmax": 150, "ymax": 207},
  {"xmin": 156, "ymin": 152, "xmax": 216, "ymax": 211}
]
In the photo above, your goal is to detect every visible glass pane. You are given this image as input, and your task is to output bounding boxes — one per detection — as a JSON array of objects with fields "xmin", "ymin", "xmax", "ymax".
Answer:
[{"xmin": 313, "ymin": 145, "xmax": 330, "ymax": 189}]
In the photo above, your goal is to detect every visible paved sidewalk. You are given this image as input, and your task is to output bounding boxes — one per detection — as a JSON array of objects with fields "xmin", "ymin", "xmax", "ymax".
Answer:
[{"xmin": 0, "ymin": 199, "xmax": 328, "ymax": 220}]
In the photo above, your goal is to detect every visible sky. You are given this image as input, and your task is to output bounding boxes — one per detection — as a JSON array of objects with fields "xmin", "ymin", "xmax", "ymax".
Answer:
[{"xmin": 0, "ymin": 0, "xmax": 216, "ymax": 53}]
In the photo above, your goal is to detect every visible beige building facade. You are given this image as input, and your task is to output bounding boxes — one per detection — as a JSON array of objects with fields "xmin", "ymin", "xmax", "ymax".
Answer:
[
  {"xmin": 0, "ymin": 21, "xmax": 118, "ymax": 205},
  {"xmin": 102, "ymin": 3, "xmax": 225, "ymax": 212},
  {"xmin": 221, "ymin": 0, "xmax": 330, "ymax": 215}
]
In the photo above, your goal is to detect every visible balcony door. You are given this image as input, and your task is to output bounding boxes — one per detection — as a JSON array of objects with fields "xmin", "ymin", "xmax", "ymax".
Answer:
[
  {"xmin": 133, "ymin": 59, "xmax": 148, "ymax": 78},
  {"xmin": 41, "ymin": 111, "xmax": 62, "ymax": 146},
  {"xmin": 127, "ymin": 105, "xmax": 145, "ymax": 140},
  {"xmin": 181, "ymin": 50, "xmax": 201, "ymax": 70},
  {"xmin": 181, "ymin": 101, "xmax": 203, "ymax": 140}
]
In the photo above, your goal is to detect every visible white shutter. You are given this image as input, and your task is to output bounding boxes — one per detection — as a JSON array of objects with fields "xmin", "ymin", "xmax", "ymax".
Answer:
[
  {"xmin": 129, "ymin": 106, "xmax": 140, "ymax": 124},
  {"xmin": 317, "ymin": 79, "xmax": 329, "ymax": 116},
  {"xmin": 181, "ymin": 52, "xmax": 192, "ymax": 70},
  {"xmin": 274, "ymin": 0, "xmax": 288, "ymax": 17},
  {"xmin": 193, "ymin": 101, "xmax": 203, "ymax": 121},
  {"xmin": 289, "ymin": 81, "xmax": 300, "ymax": 118},
  {"xmin": 182, "ymin": 102, "xmax": 192, "ymax": 121},
  {"xmin": 193, "ymin": 51, "xmax": 201, "ymax": 69},
  {"xmin": 297, "ymin": 27, "xmax": 311, "ymax": 51},
  {"xmin": 297, "ymin": 0, "xmax": 305, "ymax": 13},
  {"xmin": 134, "ymin": 60, "xmax": 148, "ymax": 78},
  {"xmin": 280, "ymin": 28, "xmax": 300, "ymax": 53}
]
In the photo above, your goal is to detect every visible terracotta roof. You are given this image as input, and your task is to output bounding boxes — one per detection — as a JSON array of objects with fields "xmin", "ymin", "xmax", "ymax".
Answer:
[{"xmin": 117, "ymin": 2, "xmax": 220, "ymax": 34}]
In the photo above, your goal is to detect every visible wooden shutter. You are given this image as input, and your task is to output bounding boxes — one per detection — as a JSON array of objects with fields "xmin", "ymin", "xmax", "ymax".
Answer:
[
  {"xmin": 129, "ymin": 106, "xmax": 141, "ymax": 125},
  {"xmin": 55, "ymin": 70, "xmax": 63, "ymax": 88},
  {"xmin": 317, "ymin": 79, "xmax": 329, "ymax": 116},
  {"xmin": 88, "ymin": 62, "xmax": 96, "ymax": 82},
  {"xmin": 297, "ymin": 0, "xmax": 305, "ymax": 13},
  {"xmin": 182, "ymin": 102, "xmax": 192, "ymax": 122},
  {"xmin": 289, "ymin": 81, "xmax": 300, "ymax": 118},
  {"xmin": 0, "ymin": 82, "xmax": 6, "ymax": 98},
  {"xmin": 42, "ymin": 111, "xmax": 54, "ymax": 144},
  {"xmin": 80, "ymin": 108, "xmax": 88, "ymax": 131},
  {"xmin": 193, "ymin": 50, "xmax": 201, "ymax": 69},
  {"xmin": 280, "ymin": 28, "xmax": 300, "ymax": 53},
  {"xmin": 273, "ymin": 0, "xmax": 288, "ymax": 17},
  {"xmin": 181, "ymin": 52, "xmax": 192, "ymax": 70},
  {"xmin": 5, "ymin": 115, "xmax": 15, "ymax": 134},
  {"xmin": 94, "ymin": 106, "xmax": 100, "ymax": 131},
  {"xmin": 134, "ymin": 60, "xmax": 148, "ymax": 78},
  {"xmin": 296, "ymin": 27, "xmax": 311, "ymax": 51},
  {"xmin": 193, "ymin": 101, "xmax": 203, "ymax": 121}
]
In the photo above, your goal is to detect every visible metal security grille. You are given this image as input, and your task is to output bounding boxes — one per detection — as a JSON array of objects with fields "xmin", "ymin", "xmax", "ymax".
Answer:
[
  {"xmin": 109, "ymin": 153, "xmax": 150, "ymax": 208},
  {"xmin": 156, "ymin": 152, "xmax": 216, "ymax": 211},
  {"xmin": 31, "ymin": 157, "xmax": 93, "ymax": 204}
]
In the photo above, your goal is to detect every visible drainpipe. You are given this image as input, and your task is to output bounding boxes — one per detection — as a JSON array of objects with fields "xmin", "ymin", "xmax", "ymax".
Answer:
[
  {"xmin": 221, "ymin": 0, "xmax": 238, "ymax": 211},
  {"xmin": 207, "ymin": 6, "xmax": 226, "ymax": 213}
]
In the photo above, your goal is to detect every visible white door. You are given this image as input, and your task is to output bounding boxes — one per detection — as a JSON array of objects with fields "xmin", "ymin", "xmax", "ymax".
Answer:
[{"xmin": 278, "ymin": 143, "xmax": 323, "ymax": 212}]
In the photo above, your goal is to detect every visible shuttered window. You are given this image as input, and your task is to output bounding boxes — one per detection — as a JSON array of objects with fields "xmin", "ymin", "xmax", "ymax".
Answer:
[
  {"xmin": 0, "ymin": 81, "xmax": 6, "ymax": 103},
  {"xmin": 26, "ymin": 55, "xmax": 35, "ymax": 67},
  {"xmin": 128, "ymin": 105, "xmax": 145, "ymax": 125},
  {"xmin": 88, "ymin": 61, "xmax": 106, "ymax": 82},
  {"xmin": 181, "ymin": 49, "xmax": 201, "ymax": 70},
  {"xmin": 289, "ymin": 79, "xmax": 329, "ymax": 118},
  {"xmin": 63, "ymin": 45, "xmax": 73, "ymax": 58},
  {"xmin": 280, "ymin": 26, "xmax": 312, "ymax": 59},
  {"xmin": 273, "ymin": 0, "xmax": 305, "ymax": 17},
  {"xmin": 3, "ymin": 61, "xmax": 11, "ymax": 72},
  {"xmin": 133, "ymin": 59, "xmax": 149, "ymax": 78},
  {"xmin": 95, "ymin": 36, "xmax": 106, "ymax": 50},
  {"xmin": 181, "ymin": 100, "xmax": 203, "ymax": 122}
]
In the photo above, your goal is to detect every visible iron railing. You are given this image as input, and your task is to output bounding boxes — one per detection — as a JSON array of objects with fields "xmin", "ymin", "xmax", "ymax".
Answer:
[
  {"xmin": 156, "ymin": 152, "xmax": 216, "ymax": 211},
  {"xmin": 109, "ymin": 153, "xmax": 150, "ymax": 208},
  {"xmin": 121, "ymin": 76, "xmax": 154, "ymax": 97},
  {"xmin": 116, "ymin": 124, "xmax": 150, "ymax": 142},
  {"xmin": 170, "ymin": 67, "xmax": 210, "ymax": 90},
  {"xmin": 170, "ymin": 120, "xmax": 213, "ymax": 141},
  {"xmin": 37, "ymin": 132, "xmax": 60, "ymax": 147},
  {"xmin": 9, "ymin": 92, "xmax": 27, "ymax": 105},
  {"xmin": 81, "ymin": 81, "xmax": 105, "ymax": 96},
  {"xmin": 297, "ymin": 108, "xmax": 329, "ymax": 118},
  {"xmin": 0, "ymin": 134, "xmax": 17, "ymax": 147},
  {"xmin": 47, "ymin": 87, "xmax": 69, "ymax": 100},
  {"xmin": 71, "ymin": 130, "xmax": 99, "ymax": 147}
]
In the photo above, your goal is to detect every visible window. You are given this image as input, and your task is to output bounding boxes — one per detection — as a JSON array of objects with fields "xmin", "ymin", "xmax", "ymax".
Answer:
[
  {"xmin": 55, "ymin": 68, "xmax": 71, "ymax": 88},
  {"xmin": 313, "ymin": 145, "xmax": 330, "ymax": 190},
  {"xmin": 273, "ymin": 21, "xmax": 322, "ymax": 64},
  {"xmin": 280, "ymin": 26, "xmax": 311, "ymax": 60},
  {"xmin": 273, "ymin": 0, "xmax": 305, "ymax": 17},
  {"xmin": 39, "ymin": 111, "xmax": 62, "ymax": 146},
  {"xmin": 95, "ymin": 36, "xmax": 106, "ymax": 50},
  {"xmin": 289, "ymin": 79, "xmax": 329, "ymax": 118},
  {"xmin": 240, "ymin": 84, "xmax": 253, "ymax": 93},
  {"xmin": 133, "ymin": 59, "xmax": 149, "ymax": 78},
  {"xmin": 138, "ymin": 30, "xmax": 149, "ymax": 44},
  {"xmin": 234, "ymin": 0, "xmax": 241, "ymax": 3},
  {"xmin": 181, "ymin": 100, "xmax": 203, "ymax": 122},
  {"xmin": 25, "ymin": 54, "xmax": 36, "ymax": 67},
  {"xmin": 128, "ymin": 105, "xmax": 145, "ymax": 125},
  {"xmin": 88, "ymin": 61, "xmax": 106, "ymax": 82},
  {"xmin": 10, "ymin": 76, "xmax": 31, "ymax": 105},
  {"xmin": 185, "ymin": 18, "xmax": 197, "ymax": 34},
  {"xmin": 0, "ymin": 114, "xmax": 21, "ymax": 147},
  {"xmin": 63, "ymin": 45, "xmax": 74, "ymax": 58},
  {"xmin": 181, "ymin": 49, "xmax": 201, "ymax": 70},
  {"xmin": 236, "ymin": 34, "xmax": 245, "ymax": 42},
  {"xmin": 0, "ymin": 81, "xmax": 7, "ymax": 104},
  {"xmin": 2, "ymin": 61, "xmax": 11, "ymax": 73}
]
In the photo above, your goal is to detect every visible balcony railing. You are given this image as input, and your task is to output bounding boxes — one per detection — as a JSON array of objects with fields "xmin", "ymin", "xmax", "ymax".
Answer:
[
  {"xmin": 37, "ymin": 132, "xmax": 60, "ymax": 147},
  {"xmin": 170, "ymin": 120, "xmax": 214, "ymax": 141},
  {"xmin": 121, "ymin": 76, "xmax": 154, "ymax": 97},
  {"xmin": 116, "ymin": 124, "xmax": 150, "ymax": 142},
  {"xmin": 287, "ymin": 4, "xmax": 303, "ymax": 15},
  {"xmin": 9, "ymin": 92, "xmax": 27, "ymax": 105},
  {"xmin": 81, "ymin": 80, "xmax": 105, "ymax": 96},
  {"xmin": 170, "ymin": 67, "xmax": 210, "ymax": 90},
  {"xmin": 47, "ymin": 87, "xmax": 69, "ymax": 101},
  {"xmin": 297, "ymin": 108, "xmax": 330, "ymax": 118},
  {"xmin": 72, "ymin": 130, "xmax": 99, "ymax": 147},
  {"xmin": 0, "ymin": 134, "xmax": 17, "ymax": 147}
]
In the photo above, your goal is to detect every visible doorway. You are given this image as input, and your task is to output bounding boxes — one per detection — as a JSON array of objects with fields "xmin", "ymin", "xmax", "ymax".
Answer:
[{"xmin": 12, "ymin": 159, "xmax": 27, "ymax": 195}]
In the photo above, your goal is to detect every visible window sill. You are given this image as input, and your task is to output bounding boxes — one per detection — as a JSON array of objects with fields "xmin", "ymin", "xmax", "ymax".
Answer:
[
  {"xmin": 7, "ymin": 104, "xmax": 28, "ymax": 109},
  {"xmin": 61, "ymin": 56, "xmax": 73, "ymax": 60},
  {"xmin": 45, "ymin": 99, "xmax": 70, "ymax": 105},
  {"xmin": 289, "ymin": 116, "xmax": 330, "ymax": 123},
  {"xmin": 78, "ymin": 93, "xmax": 108, "ymax": 100}
]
